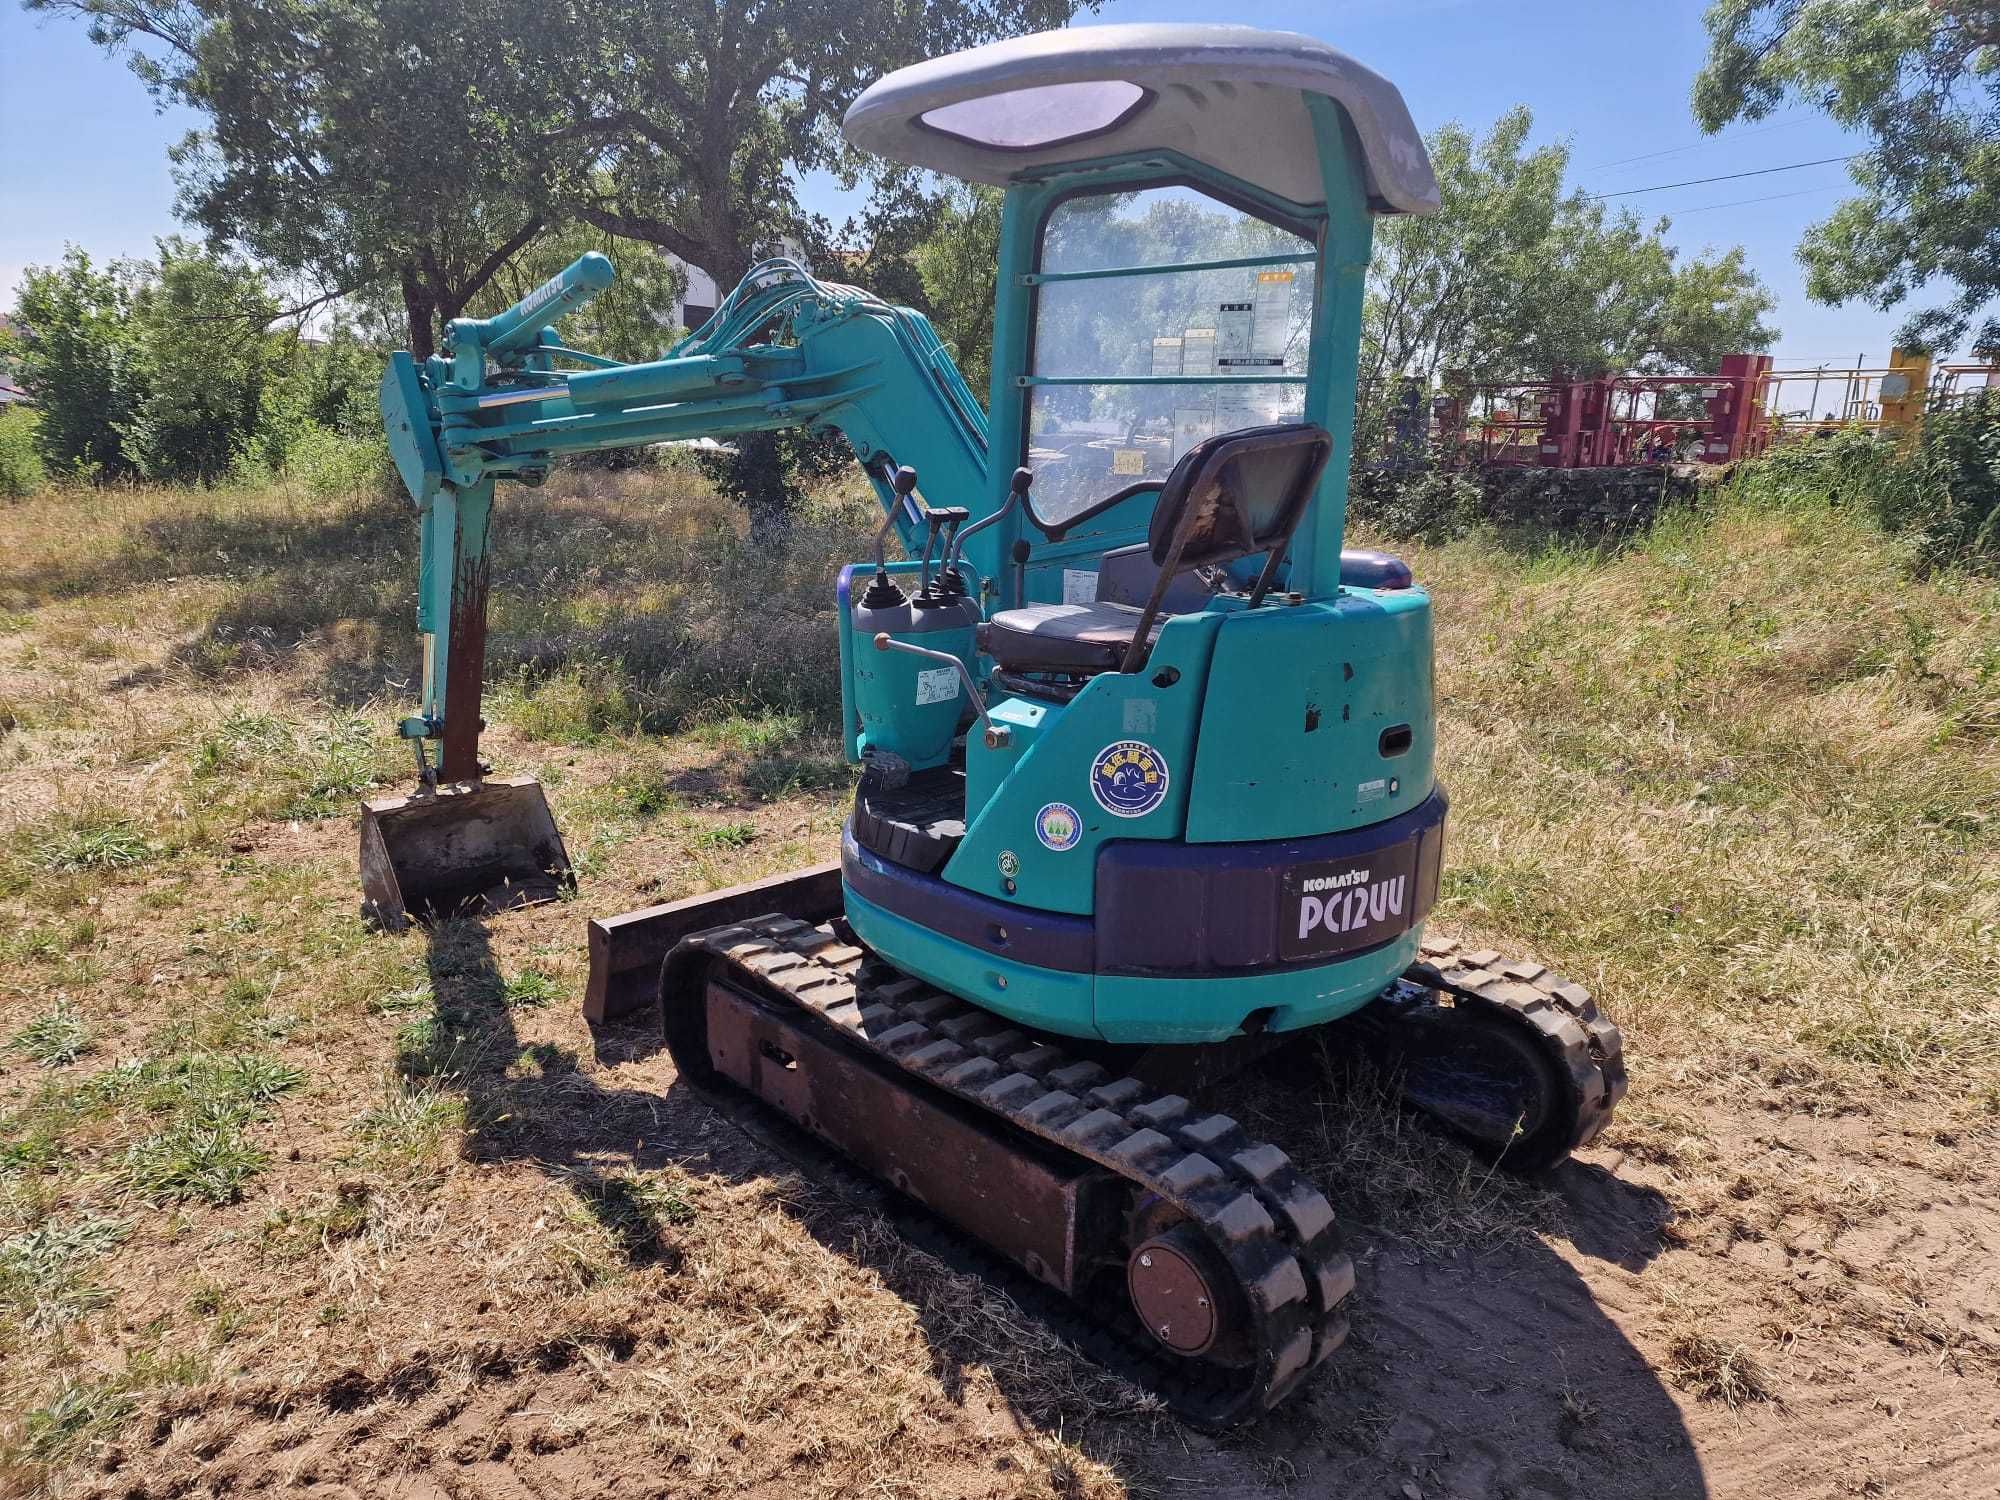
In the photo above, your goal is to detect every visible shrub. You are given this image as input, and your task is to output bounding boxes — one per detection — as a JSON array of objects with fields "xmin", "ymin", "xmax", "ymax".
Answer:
[
  {"xmin": 1879, "ymin": 395, "xmax": 2000, "ymax": 569},
  {"xmin": 0, "ymin": 407, "xmax": 44, "ymax": 498},
  {"xmin": 1348, "ymin": 467, "xmax": 1485, "ymax": 542},
  {"xmin": 697, "ymin": 428, "xmax": 853, "ymax": 537},
  {"xmin": 281, "ymin": 421, "xmax": 390, "ymax": 498},
  {"xmin": 1730, "ymin": 396, "xmax": 2000, "ymax": 573}
]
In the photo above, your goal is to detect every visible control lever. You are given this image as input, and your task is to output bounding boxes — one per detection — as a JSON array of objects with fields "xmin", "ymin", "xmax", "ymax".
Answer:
[
  {"xmin": 944, "ymin": 465, "xmax": 1033, "ymax": 585},
  {"xmin": 865, "ymin": 466, "xmax": 920, "ymax": 607},
  {"xmin": 916, "ymin": 505, "xmax": 971, "ymax": 597},
  {"xmin": 873, "ymin": 633, "xmax": 1010, "ymax": 748}
]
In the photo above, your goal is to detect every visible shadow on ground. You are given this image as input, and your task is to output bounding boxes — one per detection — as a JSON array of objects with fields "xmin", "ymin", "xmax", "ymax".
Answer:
[{"xmin": 408, "ymin": 913, "xmax": 1707, "ymax": 1499}]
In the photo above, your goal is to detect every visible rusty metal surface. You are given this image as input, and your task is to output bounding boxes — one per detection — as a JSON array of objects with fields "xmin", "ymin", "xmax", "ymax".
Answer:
[
  {"xmin": 582, "ymin": 861, "xmax": 842, "ymax": 1024},
  {"xmin": 358, "ymin": 776, "xmax": 572, "ymax": 929},
  {"xmin": 705, "ymin": 978, "xmax": 1104, "ymax": 1293},
  {"xmin": 661, "ymin": 916, "xmax": 1356, "ymax": 1428},
  {"xmin": 439, "ymin": 542, "xmax": 491, "ymax": 782}
]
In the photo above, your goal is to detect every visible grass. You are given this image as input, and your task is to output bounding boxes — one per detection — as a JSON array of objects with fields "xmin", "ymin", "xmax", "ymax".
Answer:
[
  {"xmin": 0, "ymin": 1217, "xmax": 129, "ymax": 1330},
  {"xmin": 501, "ymin": 967, "xmax": 563, "ymax": 1009},
  {"xmin": 0, "ymin": 462, "xmax": 1993, "ymax": 1496},
  {"xmin": 26, "ymin": 815, "xmax": 151, "ymax": 873},
  {"xmin": 8, "ymin": 1001, "xmax": 92, "ymax": 1068},
  {"xmin": 19, "ymin": 1375, "xmax": 137, "ymax": 1464}
]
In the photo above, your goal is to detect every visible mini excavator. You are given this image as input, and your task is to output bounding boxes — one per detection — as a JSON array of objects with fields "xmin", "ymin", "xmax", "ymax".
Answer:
[{"xmin": 366, "ymin": 25, "xmax": 1626, "ymax": 1424}]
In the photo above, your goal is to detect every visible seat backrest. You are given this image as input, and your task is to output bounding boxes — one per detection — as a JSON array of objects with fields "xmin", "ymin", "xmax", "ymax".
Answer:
[
  {"xmin": 1114, "ymin": 422, "xmax": 1333, "ymax": 671},
  {"xmin": 1145, "ymin": 422, "xmax": 1332, "ymax": 574}
]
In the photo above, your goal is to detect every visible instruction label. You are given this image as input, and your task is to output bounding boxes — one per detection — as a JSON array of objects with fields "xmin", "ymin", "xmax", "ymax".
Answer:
[
  {"xmin": 1062, "ymin": 568, "xmax": 1098, "ymax": 604},
  {"xmin": 915, "ymin": 666, "xmax": 959, "ymax": 706}
]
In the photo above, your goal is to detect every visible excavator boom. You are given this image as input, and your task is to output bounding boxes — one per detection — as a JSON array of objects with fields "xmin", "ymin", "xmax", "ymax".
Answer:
[{"xmin": 365, "ymin": 257, "xmax": 998, "ymax": 925}]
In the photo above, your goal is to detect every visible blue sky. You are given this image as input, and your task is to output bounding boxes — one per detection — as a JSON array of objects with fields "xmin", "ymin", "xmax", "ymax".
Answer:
[{"xmin": 0, "ymin": 0, "xmax": 1936, "ymax": 367}]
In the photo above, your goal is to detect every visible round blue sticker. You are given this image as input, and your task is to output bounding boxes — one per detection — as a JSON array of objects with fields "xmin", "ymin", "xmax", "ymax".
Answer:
[
  {"xmin": 1035, "ymin": 802, "xmax": 1082, "ymax": 852},
  {"xmin": 1089, "ymin": 740, "xmax": 1170, "ymax": 819}
]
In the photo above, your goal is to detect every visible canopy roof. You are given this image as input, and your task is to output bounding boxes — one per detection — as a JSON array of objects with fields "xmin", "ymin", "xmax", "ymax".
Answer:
[{"xmin": 842, "ymin": 23, "xmax": 1438, "ymax": 216}]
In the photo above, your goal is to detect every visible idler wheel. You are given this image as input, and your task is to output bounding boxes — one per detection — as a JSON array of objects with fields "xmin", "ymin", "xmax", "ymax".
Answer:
[{"xmin": 1127, "ymin": 1223, "xmax": 1231, "ymax": 1357}]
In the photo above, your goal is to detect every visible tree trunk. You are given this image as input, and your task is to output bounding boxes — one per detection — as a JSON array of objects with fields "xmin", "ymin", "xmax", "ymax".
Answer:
[{"xmin": 401, "ymin": 267, "xmax": 436, "ymax": 361}]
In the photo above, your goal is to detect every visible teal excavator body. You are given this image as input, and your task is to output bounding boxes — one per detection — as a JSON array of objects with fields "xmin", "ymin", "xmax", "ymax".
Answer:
[
  {"xmin": 362, "ymin": 24, "xmax": 1624, "ymax": 1427},
  {"xmin": 368, "ymin": 61, "xmax": 1443, "ymax": 1050}
]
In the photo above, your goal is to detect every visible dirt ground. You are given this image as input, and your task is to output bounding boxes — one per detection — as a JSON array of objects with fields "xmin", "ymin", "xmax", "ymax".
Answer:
[
  {"xmin": 3, "ymin": 477, "xmax": 1997, "ymax": 1498},
  {"xmin": 20, "ymin": 814, "xmax": 1998, "ymax": 1500}
]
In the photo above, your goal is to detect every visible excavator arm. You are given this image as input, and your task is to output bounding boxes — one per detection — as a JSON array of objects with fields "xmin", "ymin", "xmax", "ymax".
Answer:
[
  {"xmin": 379, "ymin": 252, "xmax": 994, "ymax": 784},
  {"xmin": 363, "ymin": 253, "xmax": 997, "ymax": 926}
]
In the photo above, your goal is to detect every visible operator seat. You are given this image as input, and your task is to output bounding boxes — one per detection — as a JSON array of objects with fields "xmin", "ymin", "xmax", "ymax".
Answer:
[{"xmin": 983, "ymin": 422, "xmax": 1334, "ymax": 682}]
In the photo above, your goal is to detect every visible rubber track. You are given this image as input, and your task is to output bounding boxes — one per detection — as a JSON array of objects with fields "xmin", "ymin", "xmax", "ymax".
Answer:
[
  {"xmin": 662, "ymin": 915, "xmax": 1356, "ymax": 1429},
  {"xmin": 1399, "ymin": 934, "xmax": 1629, "ymax": 1169}
]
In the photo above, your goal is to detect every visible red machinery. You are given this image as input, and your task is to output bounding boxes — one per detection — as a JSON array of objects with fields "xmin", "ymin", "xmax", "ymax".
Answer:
[{"xmin": 1437, "ymin": 353, "xmax": 1774, "ymax": 469}]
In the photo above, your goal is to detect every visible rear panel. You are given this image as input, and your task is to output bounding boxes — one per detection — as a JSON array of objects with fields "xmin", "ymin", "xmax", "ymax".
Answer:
[{"xmin": 1183, "ymin": 588, "xmax": 1434, "ymax": 843}]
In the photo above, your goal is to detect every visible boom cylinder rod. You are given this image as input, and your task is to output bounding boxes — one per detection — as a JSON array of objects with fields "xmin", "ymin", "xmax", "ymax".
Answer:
[
  {"xmin": 448, "ymin": 252, "xmax": 616, "ymax": 362},
  {"xmin": 476, "ymin": 385, "xmax": 570, "ymax": 410}
]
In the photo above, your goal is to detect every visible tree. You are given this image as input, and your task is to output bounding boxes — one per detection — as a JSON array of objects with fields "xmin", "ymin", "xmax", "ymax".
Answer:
[
  {"xmin": 32, "ymin": 0, "xmax": 568, "ymax": 357},
  {"xmin": 913, "ymin": 184, "xmax": 1004, "ymax": 396},
  {"xmin": 120, "ymin": 236, "xmax": 282, "ymax": 482},
  {"xmin": 1361, "ymin": 108, "xmax": 1777, "ymax": 394},
  {"xmin": 1694, "ymin": 0, "xmax": 2000, "ymax": 354},
  {"xmin": 561, "ymin": 1, "xmax": 1088, "ymax": 289},
  {"xmin": 6, "ymin": 248, "xmax": 144, "ymax": 478},
  {"xmin": 465, "ymin": 222, "xmax": 688, "ymax": 365},
  {"xmin": 552, "ymin": 1, "xmax": 1088, "ymax": 522}
]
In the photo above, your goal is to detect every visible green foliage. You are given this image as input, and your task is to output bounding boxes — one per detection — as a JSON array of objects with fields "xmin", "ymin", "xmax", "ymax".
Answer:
[
  {"xmin": 115, "ymin": 1054, "xmax": 305, "ymax": 1204},
  {"xmin": 355, "ymin": 1085, "xmax": 464, "ymax": 1167},
  {"xmin": 1348, "ymin": 469, "xmax": 1487, "ymax": 544},
  {"xmin": 241, "ymin": 322, "xmax": 391, "ymax": 490},
  {"xmin": 467, "ymin": 223, "xmax": 687, "ymax": 365},
  {"xmin": 273, "ymin": 422, "xmax": 391, "ymax": 499},
  {"xmin": 1360, "ymin": 108, "xmax": 1776, "ymax": 447},
  {"xmin": 27, "ymin": 815, "xmax": 152, "ymax": 874},
  {"xmin": 0, "ymin": 407, "xmax": 45, "ymax": 498},
  {"xmin": 696, "ymin": 428, "xmax": 854, "ymax": 534},
  {"xmin": 119, "ymin": 238, "xmax": 281, "ymax": 483},
  {"xmin": 19, "ymin": 1374, "xmax": 136, "ymax": 1463},
  {"xmin": 913, "ymin": 184, "xmax": 1005, "ymax": 396},
  {"xmin": 30, "ymin": 0, "xmax": 564, "ymax": 358},
  {"xmin": 0, "ymin": 1217, "xmax": 129, "ymax": 1329},
  {"xmin": 501, "ymin": 968, "xmax": 562, "ymax": 1009},
  {"xmin": 1696, "ymin": 1, "xmax": 1999, "ymax": 353},
  {"xmin": 7, "ymin": 240, "xmax": 376, "ymax": 489},
  {"xmin": 1729, "ymin": 395, "xmax": 2000, "ymax": 572},
  {"xmin": 9, "ymin": 1002, "xmax": 94, "ymax": 1069},
  {"xmin": 6, "ymin": 247, "xmax": 143, "ymax": 478},
  {"xmin": 566, "ymin": 1, "xmax": 1085, "ymax": 290}
]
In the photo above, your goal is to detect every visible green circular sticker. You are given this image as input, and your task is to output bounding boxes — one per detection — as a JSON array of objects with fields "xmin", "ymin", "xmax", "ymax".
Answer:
[{"xmin": 997, "ymin": 849, "xmax": 1020, "ymax": 879}]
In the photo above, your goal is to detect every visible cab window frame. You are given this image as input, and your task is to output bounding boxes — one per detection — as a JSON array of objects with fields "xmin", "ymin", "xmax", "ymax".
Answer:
[{"xmin": 1018, "ymin": 174, "xmax": 1325, "ymax": 537}]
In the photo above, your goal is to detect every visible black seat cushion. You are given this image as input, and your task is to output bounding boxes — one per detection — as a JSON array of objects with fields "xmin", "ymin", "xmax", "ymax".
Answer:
[{"xmin": 982, "ymin": 601, "xmax": 1164, "ymax": 673}]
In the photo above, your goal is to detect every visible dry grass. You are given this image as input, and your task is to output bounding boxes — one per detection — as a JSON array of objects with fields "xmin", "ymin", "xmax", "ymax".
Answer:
[
  {"xmin": 0, "ymin": 467, "xmax": 1995, "ymax": 1494},
  {"xmin": 1402, "ymin": 498, "xmax": 2000, "ymax": 1116}
]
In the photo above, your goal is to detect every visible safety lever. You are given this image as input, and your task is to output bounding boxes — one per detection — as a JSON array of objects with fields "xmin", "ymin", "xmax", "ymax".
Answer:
[{"xmin": 873, "ymin": 634, "xmax": 1010, "ymax": 748}]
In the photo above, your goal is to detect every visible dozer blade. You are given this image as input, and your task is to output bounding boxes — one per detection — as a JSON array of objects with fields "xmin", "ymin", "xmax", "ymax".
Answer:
[
  {"xmin": 583, "ymin": 861, "xmax": 842, "ymax": 1024},
  {"xmin": 359, "ymin": 776, "xmax": 574, "ymax": 930}
]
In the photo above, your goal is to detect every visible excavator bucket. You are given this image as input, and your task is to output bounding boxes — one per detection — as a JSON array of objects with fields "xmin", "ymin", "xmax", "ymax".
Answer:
[{"xmin": 359, "ymin": 777, "xmax": 574, "ymax": 929}]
